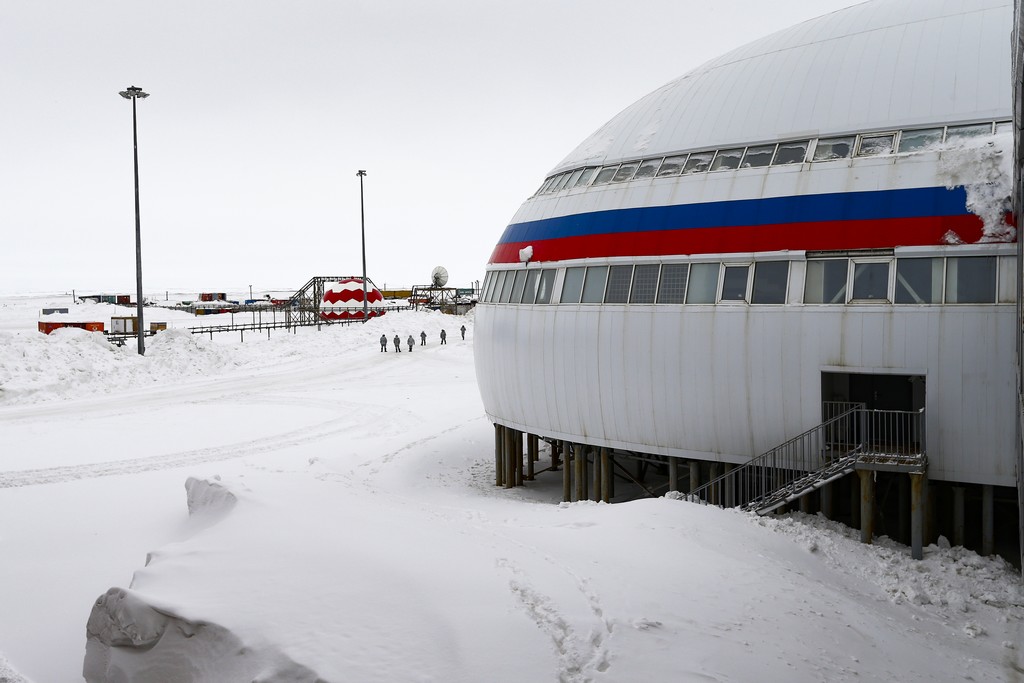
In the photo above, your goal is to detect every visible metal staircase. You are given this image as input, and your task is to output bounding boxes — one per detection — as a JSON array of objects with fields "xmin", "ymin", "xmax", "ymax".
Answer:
[{"xmin": 688, "ymin": 404, "xmax": 926, "ymax": 515}]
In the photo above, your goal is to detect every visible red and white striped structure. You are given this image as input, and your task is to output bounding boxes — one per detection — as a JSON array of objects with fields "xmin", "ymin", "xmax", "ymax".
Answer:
[{"xmin": 320, "ymin": 278, "xmax": 386, "ymax": 320}]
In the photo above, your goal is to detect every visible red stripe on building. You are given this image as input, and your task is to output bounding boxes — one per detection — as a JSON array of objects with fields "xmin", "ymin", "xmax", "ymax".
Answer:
[{"xmin": 488, "ymin": 215, "xmax": 988, "ymax": 264}]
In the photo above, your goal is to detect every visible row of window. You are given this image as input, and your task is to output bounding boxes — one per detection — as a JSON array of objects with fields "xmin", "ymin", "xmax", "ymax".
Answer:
[
  {"xmin": 534, "ymin": 121, "xmax": 1009, "ymax": 197},
  {"xmin": 481, "ymin": 256, "xmax": 1009, "ymax": 307}
]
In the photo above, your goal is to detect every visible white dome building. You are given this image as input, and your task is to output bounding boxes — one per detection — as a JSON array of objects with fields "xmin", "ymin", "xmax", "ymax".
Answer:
[{"xmin": 475, "ymin": 0, "xmax": 1018, "ymax": 561}]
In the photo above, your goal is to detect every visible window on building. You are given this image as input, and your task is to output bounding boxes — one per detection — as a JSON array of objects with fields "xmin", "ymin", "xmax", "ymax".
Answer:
[
  {"xmin": 812, "ymin": 136, "xmax": 854, "ymax": 161},
  {"xmin": 633, "ymin": 158, "xmax": 663, "ymax": 180},
  {"xmin": 683, "ymin": 152, "xmax": 714, "ymax": 174},
  {"xmin": 894, "ymin": 258, "xmax": 943, "ymax": 303},
  {"xmin": 629, "ymin": 264, "xmax": 660, "ymax": 303},
  {"xmin": 897, "ymin": 128, "xmax": 943, "ymax": 153},
  {"xmin": 945, "ymin": 256, "xmax": 996, "ymax": 303},
  {"xmin": 720, "ymin": 265, "xmax": 749, "ymax": 301},
  {"xmin": 592, "ymin": 165, "xmax": 619, "ymax": 185},
  {"xmin": 560, "ymin": 267, "xmax": 585, "ymax": 303},
  {"xmin": 851, "ymin": 261, "xmax": 890, "ymax": 301},
  {"xmin": 657, "ymin": 264, "xmax": 689, "ymax": 303},
  {"xmin": 510, "ymin": 270, "xmax": 528, "ymax": 303},
  {"xmin": 536, "ymin": 177, "xmax": 557, "ymax": 195},
  {"xmin": 686, "ymin": 263, "xmax": 719, "ymax": 303},
  {"xmin": 773, "ymin": 140, "xmax": 809, "ymax": 165},
  {"xmin": 604, "ymin": 265, "xmax": 633, "ymax": 303},
  {"xmin": 656, "ymin": 154, "xmax": 688, "ymax": 177},
  {"xmin": 572, "ymin": 167, "xmax": 598, "ymax": 188},
  {"xmin": 481, "ymin": 272, "xmax": 496, "ymax": 302},
  {"xmin": 750, "ymin": 261, "xmax": 789, "ymax": 303},
  {"xmin": 581, "ymin": 266, "xmax": 609, "ymax": 303},
  {"xmin": 562, "ymin": 168, "xmax": 585, "ymax": 190},
  {"xmin": 804, "ymin": 259, "xmax": 848, "ymax": 303},
  {"xmin": 535, "ymin": 269, "xmax": 556, "ymax": 304},
  {"xmin": 612, "ymin": 162, "xmax": 640, "ymax": 182},
  {"xmin": 521, "ymin": 269, "xmax": 540, "ymax": 304},
  {"xmin": 946, "ymin": 123, "xmax": 992, "ymax": 143},
  {"xmin": 550, "ymin": 173, "xmax": 573, "ymax": 193},
  {"xmin": 498, "ymin": 270, "xmax": 517, "ymax": 303},
  {"xmin": 856, "ymin": 133, "xmax": 895, "ymax": 156},
  {"xmin": 487, "ymin": 271, "xmax": 506, "ymax": 303},
  {"xmin": 710, "ymin": 148, "xmax": 744, "ymax": 171},
  {"xmin": 741, "ymin": 145, "xmax": 775, "ymax": 168}
]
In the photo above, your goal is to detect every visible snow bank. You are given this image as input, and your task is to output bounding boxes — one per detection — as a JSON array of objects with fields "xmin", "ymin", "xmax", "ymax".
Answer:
[{"xmin": 0, "ymin": 327, "xmax": 244, "ymax": 405}]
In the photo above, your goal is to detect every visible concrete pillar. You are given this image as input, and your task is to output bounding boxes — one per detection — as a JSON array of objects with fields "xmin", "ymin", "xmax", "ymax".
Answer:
[
  {"xmin": 600, "ymin": 448, "xmax": 611, "ymax": 503},
  {"xmin": 910, "ymin": 472, "xmax": 924, "ymax": 560},
  {"xmin": 820, "ymin": 483, "xmax": 833, "ymax": 520},
  {"xmin": 591, "ymin": 448, "xmax": 601, "ymax": 502},
  {"xmin": 799, "ymin": 491, "xmax": 812, "ymax": 514},
  {"xmin": 689, "ymin": 461, "xmax": 701, "ymax": 494},
  {"xmin": 562, "ymin": 442, "xmax": 571, "ymax": 503},
  {"xmin": 668, "ymin": 458, "xmax": 679, "ymax": 493},
  {"xmin": 952, "ymin": 486, "xmax": 966, "ymax": 547},
  {"xmin": 551, "ymin": 441, "xmax": 561, "ymax": 471},
  {"xmin": 858, "ymin": 470, "xmax": 874, "ymax": 544},
  {"xmin": 982, "ymin": 484, "xmax": 994, "ymax": 556}
]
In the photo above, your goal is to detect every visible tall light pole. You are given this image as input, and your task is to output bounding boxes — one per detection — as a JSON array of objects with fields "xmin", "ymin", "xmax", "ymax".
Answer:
[
  {"xmin": 357, "ymin": 170, "xmax": 368, "ymax": 320},
  {"xmin": 119, "ymin": 85, "xmax": 149, "ymax": 355}
]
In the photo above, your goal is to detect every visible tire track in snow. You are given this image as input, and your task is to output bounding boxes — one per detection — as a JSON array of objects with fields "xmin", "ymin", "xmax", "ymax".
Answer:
[{"xmin": 0, "ymin": 414, "xmax": 366, "ymax": 489}]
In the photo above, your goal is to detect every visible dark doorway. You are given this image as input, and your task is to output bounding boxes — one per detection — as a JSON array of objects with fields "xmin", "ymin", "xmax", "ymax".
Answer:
[{"xmin": 822, "ymin": 372, "xmax": 924, "ymax": 412}]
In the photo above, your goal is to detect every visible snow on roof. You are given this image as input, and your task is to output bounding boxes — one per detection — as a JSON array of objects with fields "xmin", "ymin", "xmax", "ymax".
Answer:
[{"xmin": 553, "ymin": 0, "xmax": 1012, "ymax": 173}]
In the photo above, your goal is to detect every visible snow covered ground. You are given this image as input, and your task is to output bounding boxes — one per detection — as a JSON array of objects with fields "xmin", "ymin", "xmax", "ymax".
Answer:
[{"xmin": 0, "ymin": 293, "xmax": 1022, "ymax": 682}]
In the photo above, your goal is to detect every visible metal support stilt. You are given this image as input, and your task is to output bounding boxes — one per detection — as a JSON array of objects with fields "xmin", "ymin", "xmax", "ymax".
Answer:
[
  {"xmin": 562, "ymin": 442, "xmax": 572, "ymax": 503},
  {"xmin": 910, "ymin": 472, "xmax": 924, "ymax": 560},
  {"xmin": 820, "ymin": 482, "xmax": 833, "ymax": 519},
  {"xmin": 575, "ymin": 445, "xmax": 585, "ymax": 502},
  {"xmin": 668, "ymin": 458, "xmax": 678, "ymax": 493},
  {"xmin": 504, "ymin": 427, "xmax": 515, "ymax": 489},
  {"xmin": 495, "ymin": 424, "xmax": 503, "ymax": 487},
  {"xmin": 689, "ymin": 461, "xmax": 701, "ymax": 493},
  {"xmin": 551, "ymin": 441, "xmax": 561, "ymax": 471},
  {"xmin": 515, "ymin": 431, "xmax": 524, "ymax": 487},
  {"xmin": 526, "ymin": 434, "xmax": 537, "ymax": 481},
  {"xmin": 859, "ymin": 470, "xmax": 874, "ymax": 544},
  {"xmin": 953, "ymin": 486, "xmax": 965, "ymax": 547},
  {"xmin": 709, "ymin": 463, "xmax": 719, "ymax": 506},
  {"xmin": 982, "ymin": 484, "xmax": 994, "ymax": 556},
  {"xmin": 600, "ymin": 448, "xmax": 611, "ymax": 503}
]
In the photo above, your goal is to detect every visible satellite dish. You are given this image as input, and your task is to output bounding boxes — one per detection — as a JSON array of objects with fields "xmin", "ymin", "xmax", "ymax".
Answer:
[{"xmin": 431, "ymin": 266, "xmax": 449, "ymax": 288}]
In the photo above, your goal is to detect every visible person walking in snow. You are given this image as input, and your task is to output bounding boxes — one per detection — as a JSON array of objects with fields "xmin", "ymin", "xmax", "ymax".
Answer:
[
  {"xmin": 407, "ymin": 334, "xmax": 414, "ymax": 352},
  {"xmin": 440, "ymin": 329, "xmax": 447, "ymax": 345},
  {"xmin": 380, "ymin": 334, "xmax": 388, "ymax": 352},
  {"xmin": 460, "ymin": 324, "xmax": 466, "ymax": 340},
  {"xmin": 420, "ymin": 330, "xmax": 426, "ymax": 346},
  {"xmin": 393, "ymin": 334, "xmax": 401, "ymax": 352}
]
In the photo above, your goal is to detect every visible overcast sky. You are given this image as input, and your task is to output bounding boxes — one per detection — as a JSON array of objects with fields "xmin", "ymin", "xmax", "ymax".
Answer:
[{"xmin": 1, "ymin": 0, "xmax": 857, "ymax": 296}]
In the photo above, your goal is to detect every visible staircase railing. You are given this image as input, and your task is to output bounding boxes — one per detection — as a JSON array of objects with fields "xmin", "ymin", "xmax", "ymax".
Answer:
[{"xmin": 687, "ymin": 405, "xmax": 926, "ymax": 513}]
